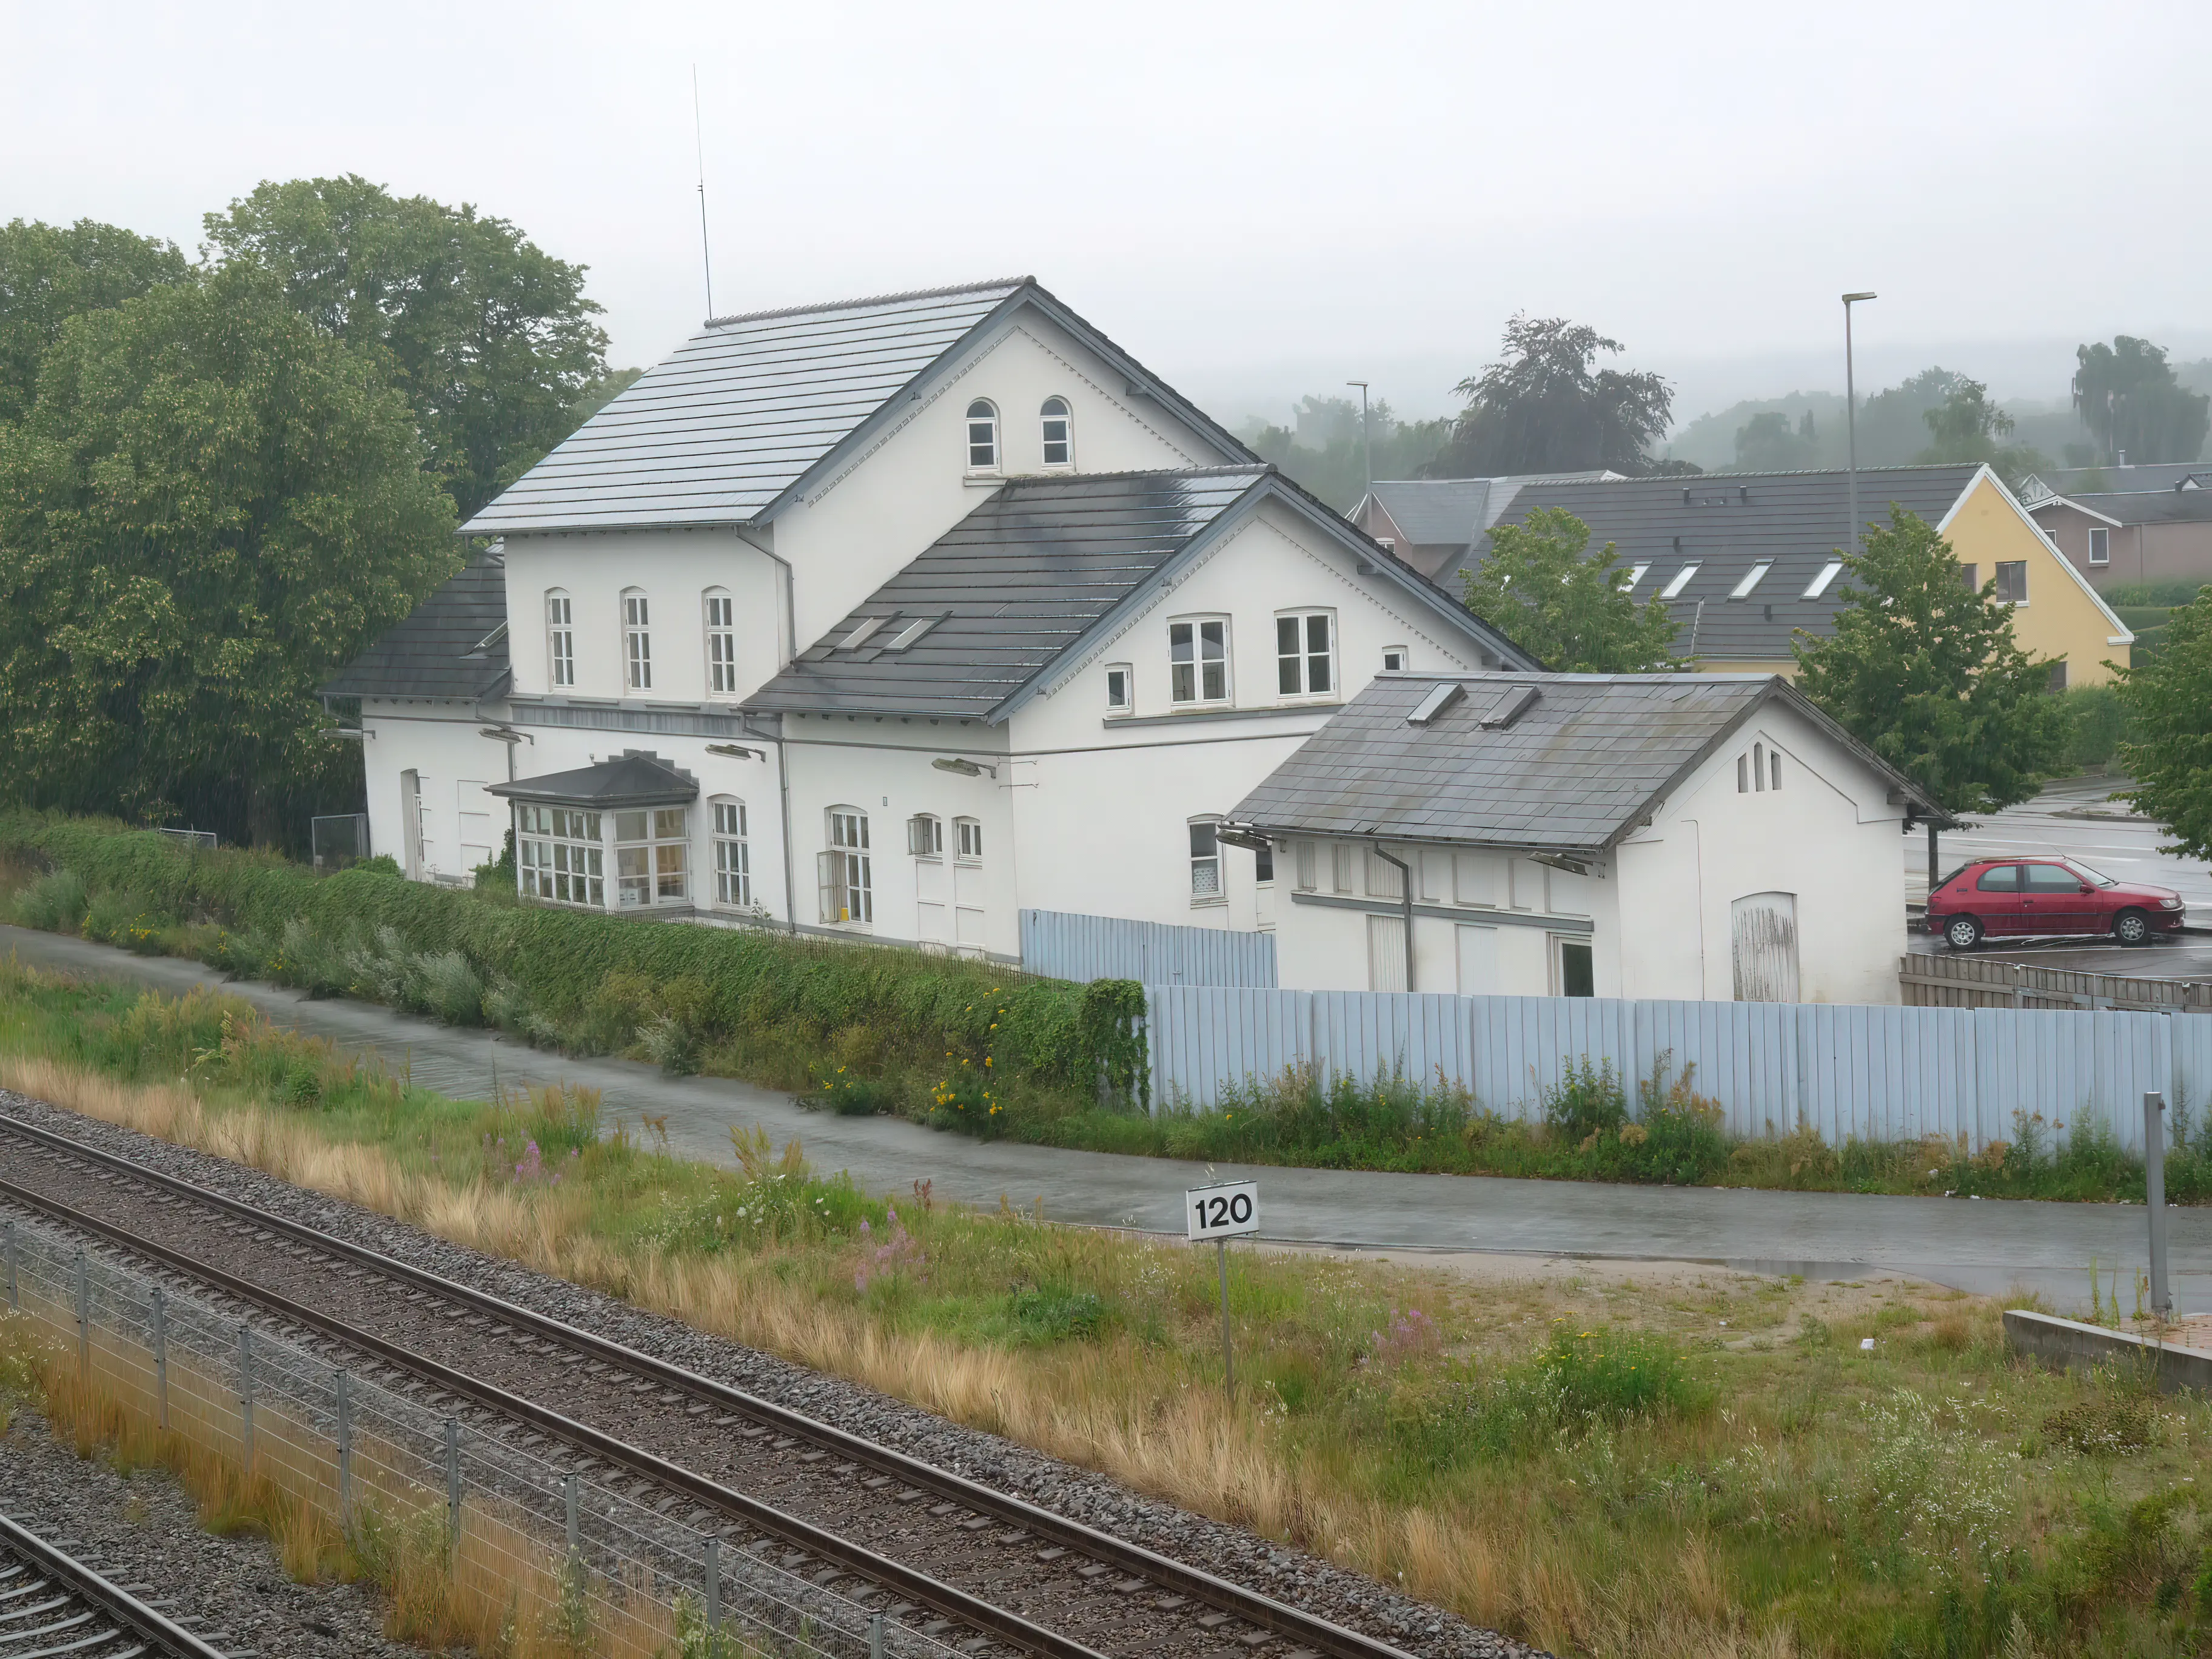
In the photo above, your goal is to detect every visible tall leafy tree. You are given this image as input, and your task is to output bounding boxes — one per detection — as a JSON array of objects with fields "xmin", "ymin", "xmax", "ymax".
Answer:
[
  {"xmin": 1429, "ymin": 315, "xmax": 1678, "ymax": 478},
  {"xmin": 1734, "ymin": 409, "xmax": 1818, "ymax": 471},
  {"xmin": 2073, "ymin": 336, "xmax": 2210, "ymax": 466},
  {"xmin": 0, "ymin": 265, "xmax": 457, "ymax": 843},
  {"xmin": 1240, "ymin": 395, "xmax": 1453, "ymax": 511},
  {"xmin": 1916, "ymin": 376, "xmax": 2047, "ymax": 489},
  {"xmin": 1793, "ymin": 508, "xmax": 2067, "ymax": 813},
  {"xmin": 204, "ymin": 175, "xmax": 610, "ymax": 519},
  {"xmin": 1461, "ymin": 508, "xmax": 1678, "ymax": 671},
  {"xmin": 0, "ymin": 218, "xmax": 187, "ymax": 422},
  {"xmin": 2117, "ymin": 586, "xmax": 2212, "ymax": 859}
]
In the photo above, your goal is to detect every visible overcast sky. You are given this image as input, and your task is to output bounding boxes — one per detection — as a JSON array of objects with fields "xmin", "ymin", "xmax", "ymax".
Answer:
[{"xmin": 8, "ymin": 0, "xmax": 2206, "ymax": 429}]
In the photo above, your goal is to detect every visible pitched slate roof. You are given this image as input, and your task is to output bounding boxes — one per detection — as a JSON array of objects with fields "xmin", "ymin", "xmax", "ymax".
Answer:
[
  {"xmin": 321, "ymin": 554, "xmax": 509, "ymax": 701},
  {"xmin": 1224, "ymin": 671, "xmax": 1950, "ymax": 854},
  {"xmin": 2039, "ymin": 489, "xmax": 2212, "ymax": 526},
  {"xmin": 742, "ymin": 466, "xmax": 1535, "ymax": 722},
  {"xmin": 1362, "ymin": 473, "xmax": 1622, "ymax": 577},
  {"xmin": 485, "ymin": 750, "xmax": 698, "ymax": 808},
  {"xmin": 1483, "ymin": 464, "xmax": 1985, "ymax": 663},
  {"xmin": 461, "ymin": 278, "xmax": 1257, "ymax": 536},
  {"xmin": 2023, "ymin": 463, "xmax": 2212, "ymax": 500}
]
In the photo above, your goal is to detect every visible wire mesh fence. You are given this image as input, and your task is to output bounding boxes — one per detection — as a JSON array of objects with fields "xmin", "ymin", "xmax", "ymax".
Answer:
[{"xmin": 0, "ymin": 1212, "xmax": 965, "ymax": 1659}]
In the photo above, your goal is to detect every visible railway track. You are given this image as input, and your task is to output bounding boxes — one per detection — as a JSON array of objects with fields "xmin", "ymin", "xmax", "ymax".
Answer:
[
  {"xmin": 0, "ymin": 1108, "xmax": 1434, "ymax": 1659},
  {"xmin": 0, "ymin": 1509, "xmax": 237, "ymax": 1659}
]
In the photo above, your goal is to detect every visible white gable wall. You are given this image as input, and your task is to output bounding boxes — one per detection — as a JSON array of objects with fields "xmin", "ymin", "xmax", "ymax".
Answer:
[{"xmin": 358, "ymin": 700, "xmax": 520, "ymax": 885}]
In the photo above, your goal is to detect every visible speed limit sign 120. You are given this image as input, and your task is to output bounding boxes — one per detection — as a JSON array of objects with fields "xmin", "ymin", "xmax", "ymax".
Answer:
[{"xmin": 1185, "ymin": 1180, "xmax": 1259, "ymax": 1241}]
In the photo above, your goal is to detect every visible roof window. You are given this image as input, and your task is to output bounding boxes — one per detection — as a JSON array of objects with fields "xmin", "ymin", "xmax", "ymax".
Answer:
[
  {"xmin": 838, "ymin": 616, "xmax": 888, "ymax": 651},
  {"xmin": 1626, "ymin": 563, "xmax": 1649, "ymax": 589},
  {"xmin": 883, "ymin": 614, "xmax": 942, "ymax": 651},
  {"xmin": 1405, "ymin": 682, "xmax": 1464, "ymax": 725},
  {"xmin": 1479, "ymin": 685, "xmax": 1541, "ymax": 729},
  {"xmin": 1803, "ymin": 560, "xmax": 1843, "ymax": 598},
  {"xmin": 1661, "ymin": 564, "xmax": 1700, "ymax": 598},
  {"xmin": 1729, "ymin": 561, "xmax": 1773, "ymax": 600}
]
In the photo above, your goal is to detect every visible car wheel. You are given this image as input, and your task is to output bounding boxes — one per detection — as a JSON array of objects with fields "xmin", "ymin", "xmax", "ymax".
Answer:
[
  {"xmin": 1945, "ymin": 914, "xmax": 1983, "ymax": 950},
  {"xmin": 2114, "ymin": 909, "xmax": 2151, "ymax": 945}
]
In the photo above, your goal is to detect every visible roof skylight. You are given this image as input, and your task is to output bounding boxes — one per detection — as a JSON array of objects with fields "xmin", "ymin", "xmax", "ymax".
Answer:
[
  {"xmin": 1661, "ymin": 564, "xmax": 1700, "ymax": 598},
  {"xmin": 1626, "ymin": 563, "xmax": 1650, "ymax": 589},
  {"xmin": 1803, "ymin": 560, "xmax": 1843, "ymax": 598},
  {"xmin": 1729, "ymin": 561, "xmax": 1773, "ymax": 600},
  {"xmin": 838, "ymin": 616, "xmax": 889, "ymax": 650},
  {"xmin": 883, "ymin": 615, "xmax": 940, "ymax": 651}
]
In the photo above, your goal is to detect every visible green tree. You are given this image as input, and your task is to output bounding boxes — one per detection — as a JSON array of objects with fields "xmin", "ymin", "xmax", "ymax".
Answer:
[
  {"xmin": 203, "ymin": 175, "xmax": 610, "ymax": 520},
  {"xmin": 2073, "ymin": 336, "xmax": 2210, "ymax": 466},
  {"xmin": 2116, "ymin": 586, "xmax": 2212, "ymax": 859},
  {"xmin": 1734, "ymin": 409, "xmax": 1818, "ymax": 471},
  {"xmin": 0, "ymin": 218, "xmax": 187, "ymax": 423},
  {"xmin": 1240, "ymin": 394, "xmax": 1453, "ymax": 511},
  {"xmin": 1915, "ymin": 377, "xmax": 2048, "ymax": 489},
  {"xmin": 0, "ymin": 266, "xmax": 458, "ymax": 843},
  {"xmin": 1430, "ymin": 315, "xmax": 1679, "ymax": 478},
  {"xmin": 1792, "ymin": 508, "xmax": 2067, "ymax": 813},
  {"xmin": 1461, "ymin": 508, "xmax": 1678, "ymax": 671}
]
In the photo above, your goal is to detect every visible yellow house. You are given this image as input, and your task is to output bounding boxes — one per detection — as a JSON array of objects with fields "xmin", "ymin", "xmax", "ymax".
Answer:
[{"xmin": 1476, "ymin": 463, "xmax": 2133, "ymax": 687}]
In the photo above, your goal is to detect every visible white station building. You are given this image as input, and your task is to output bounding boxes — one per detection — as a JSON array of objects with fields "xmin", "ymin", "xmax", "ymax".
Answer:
[{"xmin": 325, "ymin": 279, "xmax": 1534, "ymax": 959}]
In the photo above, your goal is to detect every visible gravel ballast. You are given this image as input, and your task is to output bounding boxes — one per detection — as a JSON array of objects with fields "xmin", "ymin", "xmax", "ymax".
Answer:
[{"xmin": 0, "ymin": 1087, "xmax": 1536, "ymax": 1659}]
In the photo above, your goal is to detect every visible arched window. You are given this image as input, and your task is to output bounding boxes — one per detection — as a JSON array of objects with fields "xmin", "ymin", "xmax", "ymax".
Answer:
[
  {"xmin": 1040, "ymin": 397, "xmax": 1072, "ymax": 468},
  {"xmin": 622, "ymin": 588, "xmax": 651, "ymax": 691},
  {"xmin": 965, "ymin": 400, "xmax": 999, "ymax": 472},
  {"xmin": 703, "ymin": 589, "xmax": 736, "ymax": 695},
  {"xmin": 545, "ymin": 589, "xmax": 574, "ymax": 688},
  {"xmin": 711, "ymin": 797, "xmax": 751, "ymax": 907}
]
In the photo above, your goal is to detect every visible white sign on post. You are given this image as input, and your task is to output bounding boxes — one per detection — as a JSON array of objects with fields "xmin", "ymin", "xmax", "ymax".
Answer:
[{"xmin": 1186, "ymin": 1180, "xmax": 1259, "ymax": 1241}]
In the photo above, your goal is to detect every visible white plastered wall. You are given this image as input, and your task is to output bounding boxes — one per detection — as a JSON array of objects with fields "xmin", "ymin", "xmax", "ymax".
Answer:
[{"xmin": 358, "ymin": 701, "xmax": 517, "ymax": 884}]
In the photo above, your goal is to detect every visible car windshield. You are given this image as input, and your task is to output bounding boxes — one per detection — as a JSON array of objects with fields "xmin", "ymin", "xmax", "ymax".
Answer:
[{"xmin": 2062, "ymin": 859, "xmax": 2117, "ymax": 888}]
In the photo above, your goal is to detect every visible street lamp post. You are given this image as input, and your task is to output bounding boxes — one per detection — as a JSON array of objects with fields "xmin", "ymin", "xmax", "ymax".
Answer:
[
  {"xmin": 1842, "ymin": 292, "xmax": 1876, "ymax": 551},
  {"xmin": 1346, "ymin": 380, "xmax": 1372, "ymax": 502}
]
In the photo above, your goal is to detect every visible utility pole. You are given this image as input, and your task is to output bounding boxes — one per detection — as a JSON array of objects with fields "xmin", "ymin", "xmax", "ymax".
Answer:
[
  {"xmin": 1842, "ymin": 293, "xmax": 1876, "ymax": 550},
  {"xmin": 1347, "ymin": 381, "xmax": 1372, "ymax": 502},
  {"xmin": 692, "ymin": 66, "xmax": 716, "ymax": 320}
]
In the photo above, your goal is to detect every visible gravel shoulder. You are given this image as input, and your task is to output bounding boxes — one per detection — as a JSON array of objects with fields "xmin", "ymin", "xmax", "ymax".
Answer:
[
  {"xmin": 0, "ymin": 1087, "xmax": 1535, "ymax": 1659},
  {"xmin": 0, "ymin": 1395, "xmax": 421, "ymax": 1659}
]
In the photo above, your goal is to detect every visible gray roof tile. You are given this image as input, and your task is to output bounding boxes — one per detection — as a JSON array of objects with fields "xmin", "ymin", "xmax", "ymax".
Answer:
[{"xmin": 321, "ymin": 555, "xmax": 509, "ymax": 701}]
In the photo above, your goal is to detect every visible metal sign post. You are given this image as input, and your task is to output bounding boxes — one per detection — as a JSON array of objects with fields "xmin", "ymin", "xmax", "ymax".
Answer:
[
  {"xmin": 2146, "ymin": 1091, "xmax": 2174, "ymax": 1318},
  {"xmin": 1185, "ymin": 1181, "xmax": 1259, "ymax": 1396}
]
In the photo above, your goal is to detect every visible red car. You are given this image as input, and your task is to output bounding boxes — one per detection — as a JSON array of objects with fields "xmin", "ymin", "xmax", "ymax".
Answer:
[{"xmin": 1928, "ymin": 857, "xmax": 2186, "ymax": 949}]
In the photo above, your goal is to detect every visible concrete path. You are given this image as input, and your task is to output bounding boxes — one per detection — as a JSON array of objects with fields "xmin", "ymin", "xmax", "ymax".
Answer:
[{"xmin": 4, "ymin": 923, "xmax": 2204, "ymax": 1315}]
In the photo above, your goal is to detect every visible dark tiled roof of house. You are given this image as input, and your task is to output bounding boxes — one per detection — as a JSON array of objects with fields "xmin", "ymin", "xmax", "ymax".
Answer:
[
  {"xmin": 2043, "ymin": 489, "xmax": 2212, "ymax": 526},
  {"xmin": 321, "ymin": 555, "xmax": 509, "ymax": 702},
  {"xmin": 2025, "ymin": 463, "xmax": 2212, "ymax": 499},
  {"xmin": 485, "ymin": 750, "xmax": 698, "ymax": 807},
  {"xmin": 1362, "ymin": 473, "xmax": 1621, "ymax": 579},
  {"xmin": 1225, "ymin": 671, "xmax": 1948, "ymax": 852},
  {"xmin": 1483, "ymin": 465, "xmax": 1985, "ymax": 662}
]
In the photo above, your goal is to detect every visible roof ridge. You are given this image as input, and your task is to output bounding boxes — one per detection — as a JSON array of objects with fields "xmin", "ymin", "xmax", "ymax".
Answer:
[
  {"xmin": 703, "ymin": 277, "xmax": 1032, "ymax": 329},
  {"xmin": 1549, "ymin": 462, "xmax": 1979, "ymax": 484},
  {"xmin": 999, "ymin": 463, "xmax": 1272, "ymax": 488}
]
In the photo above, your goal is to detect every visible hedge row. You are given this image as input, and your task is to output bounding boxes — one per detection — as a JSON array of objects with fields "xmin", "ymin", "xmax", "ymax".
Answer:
[{"xmin": 0, "ymin": 813, "xmax": 1146, "ymax": 1098}]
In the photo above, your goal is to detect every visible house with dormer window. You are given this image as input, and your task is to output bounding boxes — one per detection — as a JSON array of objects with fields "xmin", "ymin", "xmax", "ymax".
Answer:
[{"xmin": 326, "ymin": 278, "xmax": 1535, "ymax": 959}]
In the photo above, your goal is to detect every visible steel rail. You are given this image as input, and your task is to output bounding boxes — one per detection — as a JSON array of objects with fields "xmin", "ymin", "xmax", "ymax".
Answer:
[
  {"xmin": 0, "ymin": 1172, "xmax": 1099, "ymax": 1659},
  {"xmin": 0, "ymin": 1110, "xmax": 1417, "ymax": 1659},
  {"xmin": 0, "ymin": 1509, "xmax": 236, "ymax": 1659}
]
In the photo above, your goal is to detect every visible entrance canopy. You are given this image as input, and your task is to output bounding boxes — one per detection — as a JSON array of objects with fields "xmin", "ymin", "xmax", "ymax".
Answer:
[{"xmin": 486, "ymin": 749, "xmax": 699, "ymax": 809}]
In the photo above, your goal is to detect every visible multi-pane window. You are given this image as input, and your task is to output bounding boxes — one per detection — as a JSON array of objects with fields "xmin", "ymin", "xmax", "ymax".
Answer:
[
  {"xmin": 1169, "ymin": 618, "xmax": 1228, "ymax": 704},
  {"xmin": 1994, "ymin": 561, "xmax": 2029, "ymax": 605},
  {"xmin": 1040, "ymin": 397, "xmax": 1071, "ymax": 467},
  {"xmin": 965, "ymin": 400, "xmax": 999, "ymax": 471},
  {"xmin": 515, "ymin": 805, "xmax": 603, "ymax": 906},
  {"xmin": 1381, "ymin": 646, "xmax": 1408, "ymax": 672},
  {"xmin": 614, "ymin": 806, "xmax": 687, "ymax": 908},
  {"xmin": 1276, "ymin": 612, "xmax": 1334, "ymax": 696},
  {"xmin": 2088, "ymin": 527, "xmax": 2110, "ymax": 566},
  {"xmin": 712, "ymin": 799, "xmax": 750, "ymax": 907},
  {"xmin": 705, "ymin": 591, "xmax": 737, "ymax": 695},
  {"xmin": 908, "ymin": 814, "xmax": 943, "ymax": 856},
  {"xmin": 956, "ymin": 817, "xmax": 982, "ymax": 861},
  {"xmin": 1188, "ymin": 820, "xmax": 1222, "ymax": 899},
  {"xmin": 623, "ymin": 589, "xmax": 652, "ymax": 690},
  {"xmin": 821, "ymin": 808, "xmax": 873, "ymax": 925},
  {"xmin": 546, "ymin": 591, "xmax": 575, "ymax": 688},
  {"xmin": 1104, "ymin": 664, "xmax": 1131, "ymax": 713}
]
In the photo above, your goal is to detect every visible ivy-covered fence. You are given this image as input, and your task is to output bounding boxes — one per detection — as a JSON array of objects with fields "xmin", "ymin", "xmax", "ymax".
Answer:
[{"xmin": 0, "ymin": 813, "xmax": 1147, "ymax": 1105}]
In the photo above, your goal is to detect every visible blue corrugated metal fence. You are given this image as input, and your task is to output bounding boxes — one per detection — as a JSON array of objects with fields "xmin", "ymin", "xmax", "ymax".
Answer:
[
  {"xmin": 1021, "ymin": 910, "xmax": 1276, "ymax": 987},
  {"xmin": 1142, "ymin": 985, "xmax": 2212, "ymax": 1152}
]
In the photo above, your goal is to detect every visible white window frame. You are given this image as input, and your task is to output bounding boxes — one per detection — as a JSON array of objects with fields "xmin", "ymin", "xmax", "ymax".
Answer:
[
  {"xmin": 965, "ymin": 400, "xmax": 999, "ymax": 472},
  {"xmin": 2088, "ymin": 526, "xmax": 2110, "ymax": 566},
  {"xmin": 1729, "ymin": 561, "xmax": 1773, "ymax": 600},
  {"xmin": 820, "ymin": 807, "xmax": 873, "ymax": 926},
  {"xmin": 1803, "ymin": 560, "xmax": 1842, "ymax": 598},
  {"xmin": 622, "ymin": 588, "xmax": 652, "ymax": 691},
  {"xmin": 1188, "ymin": 817, "xmax": 1223, "ymax": 903},
  {"xmin": 1995, "ymin": 560, "xmax": 2029, "ymax": 606},
  {"xmin": 515, "ymin": 805, "xmax": 604, "ymax": 907},
  {"xmin": 1104, "ymin": 663, "xmax": 1133, "ymax": 715},
  {"xmin": 704, "ymin": 589, "xmax": 737, "ymax": 697},
  {"xmin": 711, "ymin": 797, "xmax": 751, "ymax": 907},
  {"xmin": 908, "ymin": 813, "xmax": 943, "ymax": 857},
  {"xmin": 1624, "ymin": 564, "xmax": 1649, "ymax": 591},
  {"xmin": 1661, "ymin": 564, "xmax": 1700, "ymax": 598},
  {"xmin": 545, "ymin": 590, "xmax": 575, "ymax": 689},
  {"xmin": 1040, "ymin": 397, "xmax": 1073, "ymax": 468},
  {"xmin": 1169, "ymin": 616, "xmax": 1231, "ymax": 706},
  {"xmin": 955, "ymin": 816, "xmax": 982, "ymax": 863},
  {"xmin": 1381, "ymin": 645, "xmax": 1409, "ymax": 672},
  {"xmin": 614, "ymin": 805, "xmax": 689, "ymax": 908},
  {"xmin": 1275, "ymin": 610, "xmax": 1336, "ymax": 700}
]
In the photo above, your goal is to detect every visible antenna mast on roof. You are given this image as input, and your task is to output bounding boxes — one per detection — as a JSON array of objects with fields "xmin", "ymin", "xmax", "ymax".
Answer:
[{"xmin": 692, "ymin": 65, "xmax": 716, "ymax": 320}]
